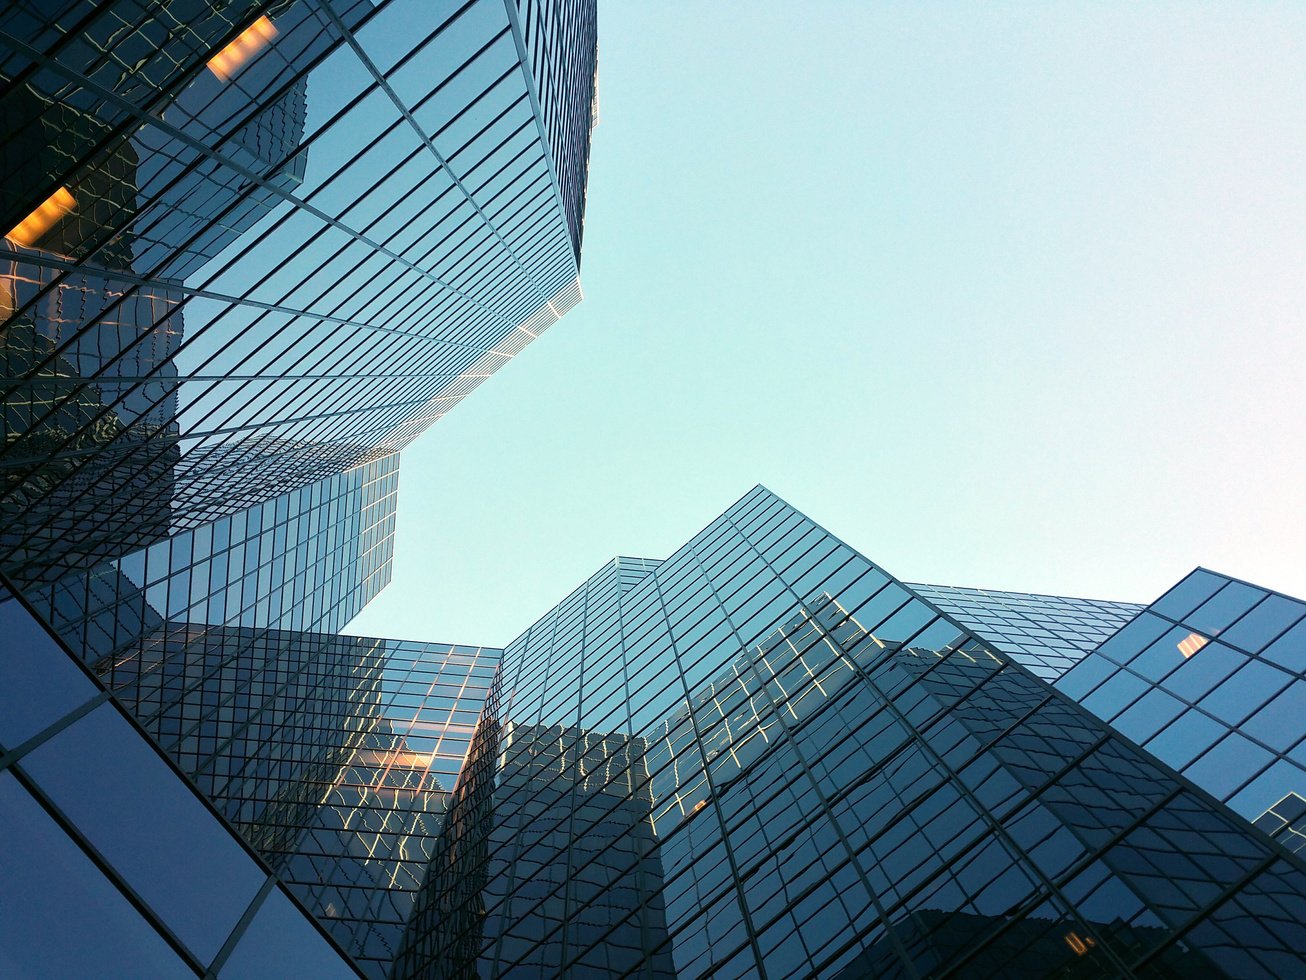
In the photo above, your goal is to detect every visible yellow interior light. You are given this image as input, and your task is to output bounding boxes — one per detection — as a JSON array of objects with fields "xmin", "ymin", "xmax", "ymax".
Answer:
[
  {"xmin": 1064, "ymin": 931, "xmax": 1096, "ymax": 956},
  {"xmin": 208, "ymin": 15, "xmax": 277, "ymax": 81},
  {"xmin": 6, "ymin": 187, "xmax": 76, "ymax": 247}
]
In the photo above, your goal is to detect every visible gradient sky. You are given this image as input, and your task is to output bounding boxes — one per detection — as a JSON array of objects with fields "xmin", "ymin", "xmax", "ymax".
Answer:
[{"xmin": 345, "ymin": 2, "xmax": 1306, "ymax": 648}]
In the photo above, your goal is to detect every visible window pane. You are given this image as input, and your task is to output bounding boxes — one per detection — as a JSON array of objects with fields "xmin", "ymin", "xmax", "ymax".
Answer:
[
  {"xmin": 0, "ymin": 772, "xmax": 189, "ymax": 978},
  {"xmin": 1151, "ymin": 570, "xmax": 1228, "ymax": 620},
  {"xmin": 220, "ymin": 885, "xmax": 356, "ymax": 979},
  {"xmin": 1185, "ymin": 733, "xmax": 1274, "ymax": 800},
  {"xmin": 22, "ymin": 703, "xmax": 265, "ymax": 964},
  {"xmin": 1187, "ymin": 581, "xmax": 1267, "ymax": 635},
  {"xmin": 0, "ymin": 586, "xmax": 98, "ymax": 748},
  {"xmin": 1222, "ymin": 595, "xmax": 1306, "ymax": 654}
]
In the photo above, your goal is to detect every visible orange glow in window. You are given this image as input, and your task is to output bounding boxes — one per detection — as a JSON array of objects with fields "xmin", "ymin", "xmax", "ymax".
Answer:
[
  {"xmin": 207, "ymin": 15, "xmax": 277, "ymax": 81},
  {"xmin": 1178, "ymin": 632, "xmax": 1209, "ymax": 658},
  {"xmin": 6, "ymin": 187, "xmax": 75, "ymax": 247},
  {"xmin": 1064, "ymin": 931, "xmax": 1096, "ymax": 956}
]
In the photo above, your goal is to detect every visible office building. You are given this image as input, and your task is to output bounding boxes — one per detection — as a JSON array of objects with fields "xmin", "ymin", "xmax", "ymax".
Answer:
[
  {"xmin": 0, "ymin": 2, "xmax": 599, "ymax": 975},
  {"xmin": 105, "ymin": 623, "xmax": 502, "ymax": 976},
  {"xmin": 1057, "ymin": 568, "xmax": 1306, "ymax": 828},
  {"xmin": 5, "ymin": 4, "xmax": 1306, "ymax": 980},
  {"xmin": 871, "ymin": 574, "xmax": 1306, "ymax": 897},
  {"xmin": 12, "ymin": 450, "xmax": 399, "ymax": 684},
  {"xmin": 7, "ymin": 480, "xmax": 1306, "ymax": 977},
  {"xmin": 2, "ymin": 556, "xmax": 500, "ymax": 978},
  {"xmin": 0, "ymin": 580, "xmax": 362, "ymax": 978},
  {"xmin": 898, "ymin": 573, "xmax": 1306, "ymax": 872},
  {"xmin": 392, "ymin": 487, "xmax": 1306, "ymax": 979},
  {"xmin": 0, "ymin": 0, "xmax": 599, "ymax": 585}
]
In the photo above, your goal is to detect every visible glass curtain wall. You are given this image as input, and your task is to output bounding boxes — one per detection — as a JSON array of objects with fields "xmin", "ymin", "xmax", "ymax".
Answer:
[{"xmin": 395, "ymin": 487, "xmax": 1306, "ymax": 980}]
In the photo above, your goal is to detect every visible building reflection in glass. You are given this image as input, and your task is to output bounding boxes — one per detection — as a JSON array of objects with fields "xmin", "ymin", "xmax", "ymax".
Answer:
[
  {"xmin": 1255, "ymin": 793, "xmax": 1306, "ymax": 855},
  {"xmin": 101, "ymin": 617, "xmax": 500, "ymax": 978},
  {"xmin": 1, "ymin": 3, "xmax": 602, "ymax": 975},
  {"xmin": 0, "ymin": 0, "xmax": 349, "ymax": 577},
  {"xmin": 1, "ymin": 0, "xmax": 597, "ymax": 581},
  {"xmin": 392, "ymin": 489, "xmax": 1306, "ymax": 979}
]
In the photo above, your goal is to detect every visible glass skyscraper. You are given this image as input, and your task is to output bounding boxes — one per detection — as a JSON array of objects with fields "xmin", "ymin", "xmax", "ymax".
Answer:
[
  {"xmin": 4, "ymin": 4, "xmax": 1305, "ymax": 980},
  {"xmin": 104, "ymin": 624, "xmax": 502, "ymax": 975},
  {"xmin": 1057, "ymin": 569, "xmax": 1306, "ymax": 829},
  {"xmin": 1, "ymin": 2, "xmax": 599, "ymax": 976},
  {"xmin": 388, "ymin": 487, "xmax": 1306, "ymax": 979},
  {"xmin": 7, "ymin": 476, "xmax": 1306, "ymax": 977},
  {"xmin": 894, "ymin": 574, "xmax": 1306, "ymax": 883},
  {"xmin": 1, "ymin": 0, "xmax": 599, "ymax": 584},
  {"xmin": 907, "ymin": 582, "xmax": 1145, "ymax": 681},
  {"xmin": 0, "ymin": 580, "xmax": 361, "ymax": 978}
]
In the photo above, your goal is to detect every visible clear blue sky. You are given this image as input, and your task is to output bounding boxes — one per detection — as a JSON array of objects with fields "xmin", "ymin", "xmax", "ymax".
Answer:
[{"xmin": 346, "ymin": 2, "xmax": 1306, "ymax": 648}]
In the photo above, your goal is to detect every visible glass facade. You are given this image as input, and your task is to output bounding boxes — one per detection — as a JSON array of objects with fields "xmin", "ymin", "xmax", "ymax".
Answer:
[
  {"xmin": 5, "ymin": 5, "xmax": 1304, "ymax": 978},
  {"xmin": 0, "ymin": 577, "xmax": 359, "ymax": 978},
  {"xmin": 1058, "ymin": 568, "xmax": 1306, "ymax": 826},
  {"xmin": 12, "ymin": 451, "xmax": 398, "ymax": 686},
  {"xmin": 1254, "ymin": 793, "xmax": 1306, "ymax": 856},
  {"xmin": 103, "ymin": 623, "xmax": 501, "ymax": 977},
  {"xmin": 6, "ymin": 478, "xmax": 1306, "ymax": 977},
  {"xmin": 4, "ymin": 558, "xmax": 501, "ymax": 978},
  {"xmin": 510, "ymin": 0, "xmax": 601, "ymax": 255},
  {"xmin": 392, "ymin": 487, "xmax": 1306, "ymax": 979},
  {"xmin": 0, "ymin": 3, "xmax": 599, "ymax": 975},
  {"xmin": 908, "ymin": 582, "xmax": 1144, "ymax": 681},
  {"xmin": 0, "ymin": 0, "xmax": 599, "ymax": 583}
]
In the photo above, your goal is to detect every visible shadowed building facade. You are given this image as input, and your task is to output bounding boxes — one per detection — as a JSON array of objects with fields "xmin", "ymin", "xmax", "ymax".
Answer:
[
  {"xmin": 6, "ymin": 480, "xmax": 1306, "ymax": 977},
  {"xmin": 0, "ymin": 0, "xmax": 598, "ymax": 571},
  {"xmin": 102, "ymin": 622, "xmax": 502, "ymax": 976},
  {"xmin": 426, "ymin": 722, "xmax": 677, "ymax": 978},
  {"xmin": 902, "ymin": 574, "xmax": 1306, "ymax": 845},
  {"xmin": 391, "ymin": 488, "xmax": 1306, "ymax": 979},
  {"xmin": 0, "ymin": 579, "xmax": 363, "ymax": 977},
  {"xmin": 0, "ymin": 1, "xmax": 597, "ymax": 976}
]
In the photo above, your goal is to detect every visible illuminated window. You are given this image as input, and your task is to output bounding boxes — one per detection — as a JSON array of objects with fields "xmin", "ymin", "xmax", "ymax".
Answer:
[
  {"xmin": 1064, "ymin": 931, "xmax": 1096, "ymax": 956},
  {"xmin": 207, "ymin": 15, "xmax": 277, "ymax": 81},
  {"xmin": 1178, "ymin": 632, "xmax": 1209, "ymax": 658},
  {"xmin": 6, "ymin": 187, "xmax": 75, "ymax": 247}
]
